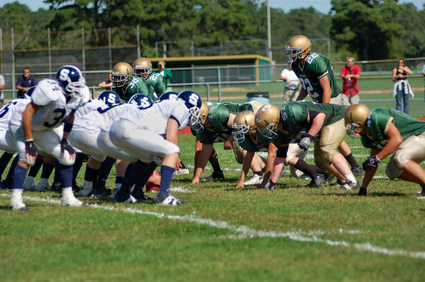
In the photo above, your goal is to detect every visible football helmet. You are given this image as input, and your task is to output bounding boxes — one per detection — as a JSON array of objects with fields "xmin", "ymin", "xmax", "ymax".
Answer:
[
  {"xmin": 128, "ymin": 93, "xmax": 153, "ymax": 109},
  {"xmin": 112, "ymin": 62, "xmax": 133, "ymax": 88},
  {"xmin": 285, "ymin": 35, "xmax": 312, "ymax": 64},
  {"xmin": 191, "ymin": 102, "xmax": 210, "ymax": 133},
  {"xmin": 345, "ymin": 104, "xmax": 370, "ymax": 135},
  {"xmin": 177, "ymin": 90, "xmax": 202, "ymax": 129},
  {"xmin": 133, "ymin": 58, "xmax": 152, "ymax": 79},
  {"xmin": 159, "ymin": 91, "xmax": 179, "ymax": 101},
  {"xmin": 24, "ymin": 87, "xmax": 36, "ymax": 99},
  {"xmin": 97, "ymin": 90, "xmax": 121, "ymax": 107},
  {"xmin": 232, "ymin": 111, "xmax": 256, "ymax": 143},
  {"xmin": 56, "ymin": 65, "xmax": 86, "ymax": 97},
  {"xmin": 254, "ymin": 104, "xmax": 281, "ymax": 140}
]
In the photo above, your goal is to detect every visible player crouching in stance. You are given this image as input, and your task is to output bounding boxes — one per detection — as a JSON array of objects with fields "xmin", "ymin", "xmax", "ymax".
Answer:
[
  {"xmin": 345, "ymin": 104, "xmax": 425, "ymax": 198},
  {"xmin": 8, "ymin": 65, "xmax": 89, "ymax": 210},
  {"xmin": 109, "ymin": 90, "xmax": 202, "ymax": 205}
]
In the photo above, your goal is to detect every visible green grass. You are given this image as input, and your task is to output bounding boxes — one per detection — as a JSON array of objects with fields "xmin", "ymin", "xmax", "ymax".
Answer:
[{"xmin": 1, "ymin": 134, "xmax": 425, "ymax": 281}]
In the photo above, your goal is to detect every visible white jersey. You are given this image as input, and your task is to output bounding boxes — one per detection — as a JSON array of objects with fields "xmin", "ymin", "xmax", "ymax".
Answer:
[
  {"xmin": 74, "ymin": 103, "xmax": 137, "ymax": 132},
  {"xmin": 118, "ymin": 99, "xmax": 189, "ymax": 134},
  {"xmin": 74, "ymin": 99, "xmax": 105, "ymax": 120},
  {"xmin": 0, "ymin": 99, "xmax": 31, "ymax": 130},
  {"xmin": 10, "ymin": 79, "xmax": 89, "ymax": 131}
]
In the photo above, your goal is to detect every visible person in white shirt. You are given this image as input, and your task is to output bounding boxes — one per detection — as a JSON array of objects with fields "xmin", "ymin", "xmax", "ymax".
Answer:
[{"xmin": 280, "ymin": 64, "xmax": 300, "ymax": 103}]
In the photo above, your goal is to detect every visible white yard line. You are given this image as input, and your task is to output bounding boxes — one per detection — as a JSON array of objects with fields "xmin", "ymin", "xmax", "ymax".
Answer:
[{"xmin": 1, "ymin": 193, "xmax": 424, "ymax": 260}]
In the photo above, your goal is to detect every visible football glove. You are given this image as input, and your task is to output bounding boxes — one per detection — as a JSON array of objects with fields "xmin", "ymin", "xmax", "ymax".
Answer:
[
  {"xmin": 299, "ymin": 134, "xmax": 313, "ymax": 151},
  {"xmin": 60, "ymin": 138, "xmax": 75, "ymax": 155},
  {"xmin": 358, "ymin": 186, "xmax": 367, "ymax": 196},
  {"xmin": 25, "ymin": 140, "xmax": 38, "ymax": 158},
  {"xmin": 362, "ymin": 155, "xmax": 380, "ymax": 172}
]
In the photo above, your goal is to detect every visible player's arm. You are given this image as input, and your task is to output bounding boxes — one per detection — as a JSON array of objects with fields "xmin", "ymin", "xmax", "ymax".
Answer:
[
  {"xmin": 361, "ymin": 147, "xmax": 380, "ymax": 189},
  {"xmin": 374, "ymin": 122, "xmax": 402, "ymax": 162},
  {"xmin": 165, "ymin": 116, "xmax": 179, "ymax": 146},
  {"xmin": 260, "ymin": 142, "xmax": 277, "ymax": 188},
  {"xmin": 319, "ymin": 75, "xmax": 331, "ymax": 103},
  {"xmin": 22, "ymin": 102, "xmax": 41, "ymax": 163},
  {"xmin": 236, "ymin": 150, "xmax": 253, "ymax": 189},
  {"xmin": 61, "ymin": 113, "xmax": 76, "ymax": 158},
  {"xmin": 224, "ymin": 113, "xmax": 237, "ymax": 150}
]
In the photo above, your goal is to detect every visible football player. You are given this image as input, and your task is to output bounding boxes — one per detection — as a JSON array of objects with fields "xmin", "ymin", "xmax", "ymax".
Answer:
[
  {"xmin": 255, "ymin": 104, "xmax": 333, "ymax": 190},
  {"xmin": 191, "ymin": 101, "xmax": 264, "ymax": 184},
  {"xmin": 111, "ymin": 62, "xmax": 153, "ymax": 102},
  {"xmin": 286, "ymin": 35, "xmax": 363, "ymax": 177},
  {"xmin": 257, "ymin": 101, "xmax": 358, "ymax": 191},
  {"xmin": 232, "ymin": 111, "xmax": 277, "ymax": 188},
  {"xmin": 133, "ymin": 57, "xmax": 168, "ymax": 98},
  {"xmin": 7, "ymin": 65, "xmax": 89, "ymax": 210},
  {"xmin": 109, "ymin": 90, "xmax": 202, "ymax": 205},
  {"xmin": 345, "ymin": 104, "xmax": 425, "ymax": 198}
]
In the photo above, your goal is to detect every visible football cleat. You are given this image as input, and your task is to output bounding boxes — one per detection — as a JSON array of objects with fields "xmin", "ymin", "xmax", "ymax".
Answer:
[
  {"xmin": 91, "ymin": 187, "xmax": 112, "ymax": 197},
  {"xmin": 352, "ymin": 167, "xmax": 365, "ymax": 177},
  {"xmin": 341, "ymin": 180, "xmax": 360, "ymax": 191},
  {"xmin": 173, "ymin": 168, "xmax": 190, "ymax": 176},
  {"xmin": 78, "ymin": 186, "xmax": 93, "ymax": 197},
  {"xmin": 0, "ymin": 178, "xmax": 13, "ymax": 190},
  {"xmin": 323, "ymin": 171, "xmax": 335, "ymax": 184},
  {"xmin": 113, "ymin": 191, "xmax": 137, "ymax": 204},
  {"xmin": 200, "ymin": 171, "xmax": 225, "ymax": 182},
  {"xmin": 156, "ymin": 194, "xmax": 187, "ymax": 205},
  {"xmin": 131, "ymin": 189, "xmax": 154, "ymax": 202},
  {"xmin": 308, "ymin": 175, "xmax": 327, "ymax": 187},
  {"xmin": 244, "ymin": 174, "xmax": 264, "ymax": 186},
  {"xmin": 23, "ymin": 176, "xmax": 37, "ymax": 191},
  {"xmin": 61, "ymin": 197, "xmax": 85, "ymax": 207},
  {"xmin": 9, "ymin": 203, "xmax": 31, "ymax": 211},
  {"xmin": 358, "ymin": 186, "xmax": 368, "ymax": 196},
  {"xmin": 35, "ymin": 181, "xmax": 50, "ymax": 192}
]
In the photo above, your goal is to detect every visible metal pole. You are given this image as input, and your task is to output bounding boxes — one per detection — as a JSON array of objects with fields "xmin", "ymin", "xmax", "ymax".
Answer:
[
  {"xmin": 267, "ymin": 0, "xmax": 272, "ymax": 59},
  {"xmin": 191, "ymin": 41, "xmax": 194, "ymax": 57},
  {"xmin": 328, "ymin": 38, "xmax": 331, "ymax": 60},
  {"xmin": 108, "ymin": 27, "xmax": 112, "ymax": 70},
  {"xmin": 155, "ymin": 42, "xmax": 158, "ymax": 58},
  {"xmin": 12, "ymin": 28, "xmax": 16, "ymax": 99},
  {"xmin": 218, "ymin": 67, "xmax": 222, "ymax": 103},
  {"xmin": 82, "ymin": 28, "xmax": 86, "ymax": 71},
  {"xmin": 0, "ymin": 28, "xmax": 3, "ymax": 74},
  {"xmin": 136, "ymin": 25, "xmax": 140, "ymax": 58},
  {"xmin": 48, "ymin": 28, "xmax": 51, "ymax": 74}
]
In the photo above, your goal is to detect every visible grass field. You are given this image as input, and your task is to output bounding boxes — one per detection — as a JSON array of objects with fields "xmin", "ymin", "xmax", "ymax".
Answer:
[{"xmin": 1, "ymin": 134, "xmax": 425, "ymax": 281}]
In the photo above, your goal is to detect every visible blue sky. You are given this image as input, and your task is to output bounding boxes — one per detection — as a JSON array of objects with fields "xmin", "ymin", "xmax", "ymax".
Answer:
[{"xmin": 9, "ymin": 0, "xmax": 425, "ymax": 14}]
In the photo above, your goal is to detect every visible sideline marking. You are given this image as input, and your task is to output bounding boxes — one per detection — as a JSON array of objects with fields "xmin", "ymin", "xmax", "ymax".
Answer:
[{"xmin": 1, "ymin": 193, "xmax": 425, "ymax": 260}]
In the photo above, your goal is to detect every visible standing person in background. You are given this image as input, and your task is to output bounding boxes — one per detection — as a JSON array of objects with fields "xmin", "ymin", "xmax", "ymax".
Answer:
[
  {"xmin": 153, "ymin": 60, "xmax": 173, "ymax": 90},
  {"xmin": 340, "ymin": 57, "xmax": 361, "ymax": 108},
  {"xmin": 280, "ymin": 63, "xmax": 300, "ymax": 103},
  {"xmin": 421, "ymin": 63, "xmax": 425, "ymax": 76},
  {"xmin": 0, "ymin": 74, "xmax": 5, "ymax": 108},
  {"xmin": 16, "ymin": 68, "xmax": 37, "ymax": 99},
  {"xmin": 98, "ymin": 73, "xmax": 113, "ymax": 90},
  {"xmin": 392, "ymin": 58, "xmax": 413, "ymax": 115}
]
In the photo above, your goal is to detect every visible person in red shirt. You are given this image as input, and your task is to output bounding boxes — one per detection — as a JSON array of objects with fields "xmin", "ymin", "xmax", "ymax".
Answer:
[{"xmin": 340, "ymin": 57, "xmax": 361, "ymax": 107}]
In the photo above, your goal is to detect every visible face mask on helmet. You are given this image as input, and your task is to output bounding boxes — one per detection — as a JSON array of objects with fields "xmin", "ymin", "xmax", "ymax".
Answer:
[
  {"xmin": 344, "ymin": 104, "xmax": 370, "ymax": 138},
  {"xmin": 112, "ymin": 62, "xmax": 133, "ymax": 88},
  {"xmin": 284, "ymin": 35, "xmax": 311, "ymax": 64},
  {"xmin": 111, "ymin": 73, "xmax": 129, "ymax": 88},
  {"xmin": 56, "ymin": 65, "xmax": 86, "ymax": 97},
  {"xmin": 133, "ymin": 58, "xmax": 152, "ymax": 80},
  {"xmin": 232, "ymin": 111, "xmax": 256, "ymax": 143},
  {"xmin": 189, "ymin": 102, "xmax": 209, "ymax": 133},
  {"xmin": 258, "ymin": 123, "xmax": 278, "ymax": 140}
]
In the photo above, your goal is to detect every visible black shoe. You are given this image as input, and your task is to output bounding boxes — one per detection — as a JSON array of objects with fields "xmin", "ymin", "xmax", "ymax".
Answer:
[
  {"xmin": 308, "ymin": 175, "xmax": 326, "ymax": 187},
  {"xmin": 0, "ymin": 178, "xmax": 13, "ymax": 190},
  {"xmin": 358, "ymin": 186, "xmax": 367, "ymax": 196},
  {"xmin": 131, "ymin": 189, "xmax": 154, "ymax": 202},
  {"xmin": 92, "ymin": 186, "xmax": 112, "ymax": 197},
  {"xmin": 331, "ymin": 180, "xmax": 347, "ymax": 186},
  {"xmin": 352, "ymin": 167, "xmax": 364, "ymax": 177},
  {"xmin": 50, "ymin": 182, "xmax": 62, "ymax": 192},
  {"xmin": 323, "ymin": 172, "xmax": 335, "ymax": 184},
  {"xmin": 200, "ymin": 171, "xmax": 225, "ymax": 182}
]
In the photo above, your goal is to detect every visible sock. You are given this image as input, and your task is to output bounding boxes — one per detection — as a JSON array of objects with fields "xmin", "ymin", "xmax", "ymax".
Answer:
[
  {"xmin": 118, "ymin": 161, "xmax": 149, "ymax": 197},
  {"xmin": 72, "ymin": 153, "xmax": 87, "ymax": 186},
  {"xmin": 27, "ymin": 157, "xmax": 43, "ymax": 177},
  {"xmin": 159, "ymin": 165, "xmax": 174, "ymax": 196},
  {"xmin": 59, "ymin": 164, "xmax": 73, "ymax": 189},
  {"xmin": 83, "ymin": 166, "xmax": 99, "ymax": 185},
  {"xmin": 40, "ymin": 162, "xmax": 55, "ymax": 180},
  {"xmin": 12, "ymin": 164, "xmax": 28, "ymax": 189},
  {"xmin": 293, "ymin": 159, "xmax": 319, "ymax": 179},
  {"xmin": 5, "ymin": 155, "xmax": 19, "ymax": 182},
  {"xmin": 133, "ymin": 162, "xmax": 157, "ymax": 194},
  {"xmin": 344, "ymin": 173, "xmax": 357, "ymax": 184},
  {"xmin": 253, "ymin": 171, "xmax": 264, "ymax": 176},
  {"xmin": 209, "ymin": 154, "xmax": 222, "ymax": 173},
  {"xmin": 345, "ymin": 153, "xmax": 360, "ymax": 169},
  {"xmin": 96, "ymin": 157, "xmax": 116, "ymax": 188},
  {"xmin": 180, "ymin": 161, "xmax": 187, "ymax": 169},
  {"xmin": 0, "ymin": 152, "xmax": 13, "ymax": 178},
  {"xmin": 310, "ymin": 165, "xmax": 326, "ymax": 175},
  {"xmin": 53, "ymin": 160, "xmax": 61, "ymax": 184}
]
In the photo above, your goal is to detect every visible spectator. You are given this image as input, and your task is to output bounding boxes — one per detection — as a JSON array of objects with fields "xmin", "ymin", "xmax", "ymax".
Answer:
[
  {"xmin": 340, "ymin": 57, "xmax": 361, "ymax": 107},
  {"xmin": 392, "ymin": 58, "xmax": 413, "ymax": 115},
  {"xmin": 153, "ymin": 60, "xmax": 173, "ymax": 88},
  {"xmin": 422, "ymin": 63, "xmax": 425, "ymax": 76},
  {"xmin": 279, "ymin": 63, "xmax": 300, "ymax": 103},
  {"xmin": 98, "ymin": 73, "xmax": 113, "ymax": 90},
  {"xmin": 0, "ymin": 74, "xmax": 4, "ymax": 108},
  {"xmin": 16, "ymin": 67, "xmax": 37, "ymax": 99}
]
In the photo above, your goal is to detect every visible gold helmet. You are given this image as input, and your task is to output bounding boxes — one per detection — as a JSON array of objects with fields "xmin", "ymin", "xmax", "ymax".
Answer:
[
  {"xmin": 345, "ymin": 104, "xmax": 370, "ymax": 135},
  {"xmin": 190, "ymin": 102, "xmax": 210, "ymax": 133},
  {"xmin": 254, "ymin": 104, "xmax": 281, "ymax": 140},
  {"xmin": 232, "ymin": 111, "xmax": 256, "ymax": 143},
  {"xmin": 133, "ymin": 58, "xmax": 152, "ymax": 79},
  {"xmin": 285, "ymin": 35, "xmax": 312, "ymax": 64},
  {"xmin": 112, "ymin": 62, "xmax": 133, "ymax": 88}
]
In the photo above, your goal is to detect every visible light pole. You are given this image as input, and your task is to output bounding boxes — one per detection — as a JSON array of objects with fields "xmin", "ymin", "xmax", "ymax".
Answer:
[{"xmin": 267, "ymin": 0, "xmax": 272, "ymax": 59}]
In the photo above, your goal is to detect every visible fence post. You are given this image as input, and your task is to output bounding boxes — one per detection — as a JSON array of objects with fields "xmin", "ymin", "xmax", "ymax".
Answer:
[
  {"xmin": 218, "ymin": 67, "xmax": 222, "ymax": 103},
  {"xmin": 82, "ymin": 28, "xmax": 86, "ymax": 71},
  {"xmin": 48, "ymin": 28, "xmax": 51, "ymax": 74},
  {"xmin": 12, "ymin": 28, "xmax": 15, "ymax": 99},
  {"xmin": 206, "ymin": 83, "xmax": 210, "ymax": 102},
  {"xmin": 108, "ymin": 27, "xmax": 112, "ymax": 70},
  {"xmin": 136, "ymin": 25, "xmax": 140, "ymax": 58}
]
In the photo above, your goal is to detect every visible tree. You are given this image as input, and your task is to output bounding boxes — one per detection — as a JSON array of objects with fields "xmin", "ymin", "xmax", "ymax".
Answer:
[{"xmin": 330, "ymin": 0, "xmax": 404, "ymax": 60}]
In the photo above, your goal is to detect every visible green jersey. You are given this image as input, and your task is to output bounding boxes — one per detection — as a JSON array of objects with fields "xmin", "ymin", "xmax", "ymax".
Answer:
[
  {"xmin": 281, "ymin": 101, "xmax": 346, "ymax": 137},
  {"xmin": 197, "ymin": 102, "xmax": 253, "ymax": 144},
  {"xmin": 239, "ymin": 133, "xmax": 271, "ymax": 152},
  {"xmin": 113, "ymin": 77, "xmax": 150, "ymax": 102},
  {"xmin": 147, "ymin": 73, "xmax": 168, "ymax": 96},
  {"xmin": 361, "ymin": 108, "xmax": 425, "ymax": 150},
  {"xmin": 292, "ymin": 52, "xmax": 341, "ymax": 103}
]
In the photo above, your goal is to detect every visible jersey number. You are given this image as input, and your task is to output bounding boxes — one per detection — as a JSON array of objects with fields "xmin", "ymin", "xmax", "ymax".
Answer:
[
  {"xmin": 43, "ymin": 108, "xmax": 66, "ymax": 128},
  {"xmin": 299, "ymin": 78, "xmax": 319, "ymax": 99}
]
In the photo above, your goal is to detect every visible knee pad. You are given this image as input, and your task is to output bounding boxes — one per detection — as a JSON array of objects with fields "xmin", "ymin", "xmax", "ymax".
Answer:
[
  {"xmin": 386, "ymin": 157, "xmax": 403, "ymax": 180},
  {"xmin": 232, "ymin": 141, "xmax": 244, "ymax": 164},
  {"xmin": 58, "ymin": 151, "xmax": 76, "ymax": 166}
]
